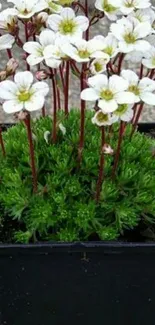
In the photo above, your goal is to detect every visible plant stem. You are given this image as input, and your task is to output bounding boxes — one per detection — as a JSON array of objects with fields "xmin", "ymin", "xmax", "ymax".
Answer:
[
  {"xmin": 64, "ymin": 61, "xmax": 70, "ymax": 116},
  {"xmin": 139, "ymin": 63, "xmax": 144, "ymax": 79},
  {"xmin": 78, "ymin": 63, "xmax": 87, "ymax": 164},
  {"xmin": 85, "ymin": 0, "xmax": 89, "ymax": 41},
  {"xmin": 96, "ymin": 127, "xmax": 105, "ymax": 202},
  {"xmin": 42, "ymin": 105, "xmax": 46, "ymax": 117},
  {"xmin": 130, "ymin": 103, "xmax": 144, "ymax": 139},
  {"xmin": 112, "ymin": 121, "xmax": 125, "ymax": 178},
  {"xmin": 117, "ymin": 54, "xmax": 124, "ymax": 75},
  {"xmin": 51, "ymin": 70, "xmax": 57, "ymax": 143},
  {"xmin": 24, "ymin": 114, "xmax": 37, "ymax": 193},
  {"xmin": 7, "ymin": 49, "xmax": 12, "ymax": 59},
  {"xmin": 0, "ymin": 128, "xmax": 6, "ymax": 157}
]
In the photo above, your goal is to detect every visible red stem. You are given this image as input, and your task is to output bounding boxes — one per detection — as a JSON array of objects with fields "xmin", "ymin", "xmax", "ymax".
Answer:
[
  {"xmin": 24, "ymin": 114, "xmax": 37, "ymax": 193},
  {"xmin": 112, "ymin": 121, "xmax": 125, "ymax": 178},
  {"xmin": 42, "ymin": 105, "xmax": 46, "ymax": 117},
  {"xmin": 117, "ymin": 54, "xmax": 124, "ymax": 75},
  {"xmin": 64, "ymin": 61, "xmax": 70, "ymax": 116},
  {"xmin": 148, "ymin": 69, "xmax": 155, "ymax": 79},
  {"xmin": 85, "ymin": 0, "xmax": 89, "ymax": 41},
  {"xmin": 139, "ymin": 63, "xmax": 144, "ymax": 79},
  {"xmin": 51, "ymin": 70, "xmax": 57, "ymax": 143},
  {"xmin": 78, "ymin": 63, "xmax": 87, "ymax": 164},
  {"xmin": 130, "ymin": 103, "xmax": 144, "ymax": 139},
  {"xmin": 7, "ymin": 49, "xmax": 12, "ymax": 59},
  {"xmin": 96, "ymin": 127, "xmax": 105, "ymax": 202},
  {"xmin": 0, "ymin": 128, "xmax": 6, "ymax": 157}
]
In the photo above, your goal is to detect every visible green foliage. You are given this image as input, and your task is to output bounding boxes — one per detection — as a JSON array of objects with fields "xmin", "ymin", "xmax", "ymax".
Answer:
[{"xmin": 0, "ymin": 109, "xmax": 155, "ymax": 243}]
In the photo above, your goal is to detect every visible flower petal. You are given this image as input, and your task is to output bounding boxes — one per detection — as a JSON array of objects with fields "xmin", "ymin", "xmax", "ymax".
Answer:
[
  {"xmin": 31, "ymin": 81, "xmax": 49, "ymax": 97},
  {"xmin": 140, "ymin": 92, "xmax": 155, "ymax": 105},
  {"xmin": 80, "ymin": 88, "xmax": 99, "ymax": 101},
  {"xmin": 109, "ymin": 75, "xmax": 128, "ymax": 93},
  {"xmin": 121, "ymin": 70, "xmax": 139, "ymax": 85},
  {"xmin": 98, "ymin": 99, "xmax": 118, "ymax": 113},
  {"xmin": 134, "ymin": 22, "xmax": 151, "ymax": 38},
  {"xmin": 139, "ymin": 78, "xmax": 155, "ymax": 92},
  {"xmin": 115, "ymin": 91, "xmax": 136, "ymax": 104},
  {"xmin": 0, "ymin": 80, "xmax": 18, "ymax": 100},
  {"xmin": 24, "ymin": 95, "xmax": 45, "ymax": 111},
  {"xmin": 3, "ymin": 99, "xmax": 23, "ymax": 113},
  {"xmin": 88, "ymin": 74, "xmax": 108, "ymax": 91},
  {"xmin": 75, "ymin": 16, "xmax": 89, "ymax": 32},
  {"xmin": 23, "ymin": 41, "xmax": 41, "ymax": 54},
  {"xmin": 27, "ymin": 54, "xmax": 44, "ymax": 66},
  {"xmin": 60, "ymin": 7, "xmax": 75, "ymax": 20},
  {"xmin": 48, "ymin": 14, "xmax": 62, "ymax": 31},
  {"xmin": 39, "ymin": 29, "xmax": 56, "ymax": 47},
  {"xmin": 134, "ymin": 40, "xmax": 150, "ymax": 52},
  {"xmin": 14, "ymin": 71, "xmax": 33, "ymax": 90}
]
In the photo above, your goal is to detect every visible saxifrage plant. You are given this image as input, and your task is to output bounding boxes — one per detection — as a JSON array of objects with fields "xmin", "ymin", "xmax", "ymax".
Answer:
[{"xmin": 0, "ymin": 0, "xmax": 155, "ymax": 243}]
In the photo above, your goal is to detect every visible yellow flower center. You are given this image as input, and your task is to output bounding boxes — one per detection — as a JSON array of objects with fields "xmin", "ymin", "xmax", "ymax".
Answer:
[
  {"xmin": 59, "ymin": 19, "xmax": 77, "ymax": 35},
  {"xmin": 128, "ymin": 84, "xmax": 140, "ymax": 95},
  {"xmin": 124, "ymin": 32, "xmax": 136, "ymax": 44},
  {"xmin": 20, "ymin": 8, "xmax": 31, "ymax": 15},
  {"xmin": 115, "ymin": 104, "xmax": 128, "ymax": 116},
  {"xmin": 94, "ymin": 62, "xmax": 103, "ymax": 72},
  {"xmin": 78, "ymin": 49, "xmax": 90, "ymax": 59},
  {"xmin": 96, "ymin": 111, "xmax": 109, "ymax": 123},
  {"xmin": 100, "ymin": 89, "xmax": 113, "ymax": 101},
  {"xmin": 103, "ymin": 0, "xmax": 118, "ymax": 12},
  {"xmin": 104, "ymin": 46, "xmax": 113, "ymax": 56},
  {"xmin": 124, "ymin": 0, "xmax": 134, "ymax": 7},
  {"xmin": 18, "ymin": 91, "xmax": 31, "ymax": 102}
]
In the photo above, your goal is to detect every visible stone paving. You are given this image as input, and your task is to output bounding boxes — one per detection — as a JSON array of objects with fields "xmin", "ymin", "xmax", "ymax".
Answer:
[{"xmin": 0, "ymin": 0, "xmax": 155, "ymax": 123}]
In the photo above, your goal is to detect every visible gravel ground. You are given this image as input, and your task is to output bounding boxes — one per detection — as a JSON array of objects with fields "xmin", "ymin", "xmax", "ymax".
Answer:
[{"xmin": 0, "ymin": 0, "xmax": 155, "ymax": 123}]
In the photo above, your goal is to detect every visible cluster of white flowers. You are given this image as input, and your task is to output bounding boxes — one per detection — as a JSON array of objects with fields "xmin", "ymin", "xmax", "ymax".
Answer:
[{"xmin": 0, "ymin": 0, "xmax": 154, "ymax": 122}]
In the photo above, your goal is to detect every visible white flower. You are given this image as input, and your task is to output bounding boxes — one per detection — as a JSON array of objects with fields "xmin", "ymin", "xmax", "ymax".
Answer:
[
  {"xmin": 128, "ymin": 8, "xmax": 155, "ymax": 25},
  {"xmin": 113, "ymin": 104, "xmax": 134, "ymax": 122},
  {"xmin": 121, "ymin": 69, "xmax": 155, "ymax": 105},
  {"xmin": 0, "ymin": 71, "xmax": 49, "ymax": 114},
  {"xmin": 43, "ymin": 0, "xmax": 62, "ymax": 13},
  {"xmin": 62, "ymin": 38, "xmax": 106, "ymax": 63},
  {"xmin": 95, "ymin": 0, "xmax": 122, "ymax": 21},
  {"xmin": 0, "ymin": 8, "xmax": 17, "ymax": 32},
  {"xmin": 0, "ymin": 34, "xmax": 15, "ymax": 50},
  {"xmin": 81, "ymin": 74, "xmax": 135, "ymax": 113},
  {"xmin": 23, "ymin": 29, "xmax": 56, "ymax": 66},
  {"xmin": 43, "ymin": 36, "xmax": 66, "ymax": 68},
  {"xmin": 47, "ymin": 7, "xmax": 89, "ymax": 41},
  {"xmin": 111, "ymin": 17, "xmax": 151, "ymax": 53},
  {"xmin": 120, "ymin": 0, "xmax": 151, "ymax": 16},
  {"xmin": 92, "ymin": 110, "xmax": 117, "ymax": 126},
  {"xmin": 90, "ymin": 57, "xmax": 110, "ymax": 75},
  {"xmin": 142, "ymin": 46, "xmax": 155, "ymax": 69},
  {"xmin": 7, "ymin": 0, "xmax": 47, "ymax": 19},
  {"xmin": 93, "ymin": 34, "xmax": 119, "ymax": 58}
]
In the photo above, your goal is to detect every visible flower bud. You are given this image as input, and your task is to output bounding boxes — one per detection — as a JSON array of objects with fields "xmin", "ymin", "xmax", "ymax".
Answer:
[
  {"xmin": 102, "ymin": 144, "xmax": 114, "ymax": 155},
  {"xmin": 36, "ymin": 12, "xmax": 48, "ymax": 24},
  {"xmin": 6, "ymin": 58, "xmax": 19, "ymax": 75},
  {"xmin": 15, "ymin": 111, "xmax": 28, "ymax": 121},
  {"xmin": 35, "ymin": 70, "xmax": 48, "ymax": 81},
  {"xmin": 0, "ymin": 71, "xmax": 7, "ymax": 81}
]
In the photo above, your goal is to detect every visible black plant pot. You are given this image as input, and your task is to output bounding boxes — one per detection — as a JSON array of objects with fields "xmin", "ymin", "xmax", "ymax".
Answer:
[{"xmin": 0, "ymin": 123, "xmax": 155, "ymax": 325}]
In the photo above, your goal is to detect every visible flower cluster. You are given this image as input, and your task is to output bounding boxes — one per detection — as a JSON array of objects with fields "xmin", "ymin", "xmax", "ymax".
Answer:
[{"xmin": 0, "ymin": 0, "xmax": 155, "ymax": 199}]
